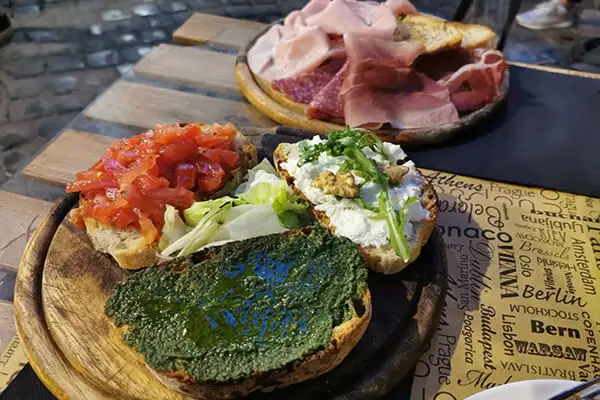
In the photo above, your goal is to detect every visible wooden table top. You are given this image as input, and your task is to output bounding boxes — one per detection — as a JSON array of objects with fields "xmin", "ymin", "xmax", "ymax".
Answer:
[{"xmin": 1, "ymin": 12, "xmax": 600, "ymax": 400}]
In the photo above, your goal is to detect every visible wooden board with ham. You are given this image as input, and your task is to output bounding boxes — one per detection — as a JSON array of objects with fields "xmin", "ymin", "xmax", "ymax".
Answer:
[{"xmin": 236, "ymin": 0, "xmax": 509, "ymax": 145}]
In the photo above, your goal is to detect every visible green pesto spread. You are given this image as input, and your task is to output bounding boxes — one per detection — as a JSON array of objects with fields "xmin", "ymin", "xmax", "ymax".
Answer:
[{"xmin": 105, "ymin": 227, "xmax": 368, "ymax": 383}]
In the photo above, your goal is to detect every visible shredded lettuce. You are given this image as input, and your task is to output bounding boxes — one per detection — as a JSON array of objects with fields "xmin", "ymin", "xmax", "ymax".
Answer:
[
  {"xmin": 161, "ymin": 201, "xmax": 233, "ymax": 257},
  {"xmin": 211, "ymin": 203, "xmax": 287, "ymax": 243},
  {"xmin": 158, "ymin": 159, "xmax": 310, "ymax": 258},
  {"xmin": 235, "ymin": 161, "xmax": 309, "ymax": 228},
  {"xmin": 158, "ymin": 205, "xmax": 190, "ymax": 251},
  {"xmin": 183, "ymin": 197, "xmax": 234, "ymax": 226}
]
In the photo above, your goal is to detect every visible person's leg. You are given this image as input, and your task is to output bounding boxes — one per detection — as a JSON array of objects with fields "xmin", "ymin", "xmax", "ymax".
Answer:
[{"xmin": 515, "ymin": 0, "xmax": 575, "ymax": 30}]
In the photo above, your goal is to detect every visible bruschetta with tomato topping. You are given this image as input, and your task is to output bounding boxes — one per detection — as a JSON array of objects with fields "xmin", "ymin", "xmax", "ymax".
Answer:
[{"xmin": 66, "ymin": 122, "xmax": 257, "ymax": 270}]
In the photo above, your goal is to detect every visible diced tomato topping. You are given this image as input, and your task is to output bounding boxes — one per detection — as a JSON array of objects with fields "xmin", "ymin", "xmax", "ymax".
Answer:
[
  {"xmin": 135, "ymin": 209, "xmax": 159, "ymax": 245},
  {"xmin": 200, "ymin": 148, "xmax": 240, "ymax": 171},
  {"xmin": 136, "ymin": 173, "xmax": 169, "ymax": 192},
  {"xmin": 65, "ymin": 123, "xmax": 242, "ymax": 242},
  {"xmin": 68, "ymin": 208, "xmax": 85, "ymax": 228},
  {"xmin": 175, "ymin": 164, "xmax": 196, "ymax": 190},
  {"xmin": 146, "ymin": 187, "xmax": 194, "ymax": 209},
  {"xmin": 196, "ymin": 160, "xmax": 225, "ymax": 193}
]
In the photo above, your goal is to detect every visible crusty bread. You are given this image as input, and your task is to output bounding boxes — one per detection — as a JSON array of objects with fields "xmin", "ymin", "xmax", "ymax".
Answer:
[
  {"xmin": 401, "ymin": 14, "xmax": 463, "ymax": 53},
  {"xmin": 451, "ymin": 21, "xmax": 497, "ymax": 49},
  {"xmin": 83, "ymin": 217, "xmax": 160, "ymax": 270},
  {"xmin": 82, "ymin": 126, "xmax": 258, "ymax": 270},
  {"xmin": 149, "ymin": 288, "xmax": 371, "ymax": 399},
  {"xmin": 107, "ymin": 228, "xmax": 373, "ymax": 399},
  {"xmin": 401, "ymin": 14, "xmax": 496, "ymax": 53},
  {"xmin": 273, "ymin": 143, "xmax": 438, "ymax": 275}
]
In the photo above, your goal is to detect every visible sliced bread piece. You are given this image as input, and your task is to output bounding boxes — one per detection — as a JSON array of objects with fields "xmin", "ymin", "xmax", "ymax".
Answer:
[
  {"xmin": 105, "ymin": 227, "xmax": 372, "ymax": 399},
  {"xmin": 81, "ymin": 125, "xmax": 258, "ymax": 270},
  {"xmin": 450, "ymin": 21, "xmax": 497, "ymax": 49},
  {"xmin": 400, "ymin": 14, "xmax": 463, "ymax": 53},
  {"xmin": 273, "ymin": 142, "xmax": 438, "ymax": 275}
]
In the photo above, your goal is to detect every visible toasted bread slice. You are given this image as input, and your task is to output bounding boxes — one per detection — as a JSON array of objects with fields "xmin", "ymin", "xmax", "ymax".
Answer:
[
  {"xmin": 401, "ymin": 14, "xmax": 463, "ymax": 53},
  {"xmin": 273, "ymin": 142, "xmax": 438, "ymax": 275},
  {"xmin": 106, "ymin": 228, "xmax": 372, "ymax": 399},
  {"xmin": 82, "ymin": 127, "xmax": 258, "ymax": 270},
  {"xmin": 450, "ymin": 21, "xmax": 497, "ymax": 49}
]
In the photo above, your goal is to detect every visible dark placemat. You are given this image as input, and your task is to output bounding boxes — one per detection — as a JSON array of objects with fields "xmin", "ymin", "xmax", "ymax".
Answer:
[
  {"xmin": 409, "ymin": 65, "xmax": 600, "ymax": 197},
  {"xmin": 0, "ymin": 365, "xmax": 56, "ymax": 400}
]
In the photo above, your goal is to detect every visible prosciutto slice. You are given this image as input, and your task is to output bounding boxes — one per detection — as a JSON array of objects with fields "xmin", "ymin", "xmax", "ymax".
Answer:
[
  {"xmin": 305, "ymin": 0, "xmax": 397, "ymax": 38},
  {"xmin": 272, "ymin": 25, "xmax": 332, "ymax": 80},
  {"xmin": 342, "ymin": 71, "xmax": 459, "ymax": 129},
  {"xmin": 439, "ymin": 49, "xmax": 507, "ymax": 113},
  {"xmin": 339, "ymin": 33, "xmax": 459, "ymax": 129},
  {"xmin": 385, "ymin": 0, "xmax": 417, "ymax": 16},
  {"xmin": 247, "ymin": 25, "xmax": 282, "ymax": 79},
  {"xmin": 299, "ymin": 0, "xmax": 330, "ymax": 18},
  {"xmin": 248, "ymin": 0, "xmax": 406, "ymax": 82},
  {"xmin": 345, "ymin": 32, "xmax": 425, "ymax": 65}
]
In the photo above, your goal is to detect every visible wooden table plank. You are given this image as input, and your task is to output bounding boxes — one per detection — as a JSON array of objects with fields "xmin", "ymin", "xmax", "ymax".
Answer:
[
  {"xmin": 22, "ymin": 130, "xmax": 115, "ymax": 187},
  {"xmin": 84, "ymin": 80, "xmax": 275, "ymax": 129},
  {"xmin": 134, "ymin": 44, "xmax": 239, "ymax": 94},
  {"xmin": 172, "ymin": 13, "xmax": 265, "ymax": 49},
  {"xmin": 0, "ymin": 300, "xmax": 16, "ymax": 351},
  {"xmin": 0, "ymin": 191, "xmax": 52, "ymax": 272}
]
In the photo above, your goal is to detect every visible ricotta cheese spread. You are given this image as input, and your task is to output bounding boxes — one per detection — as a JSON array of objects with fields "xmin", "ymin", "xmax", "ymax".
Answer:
[{"xmin": 280, "ymin": 136, "xmax": 429, "ymax": 248}]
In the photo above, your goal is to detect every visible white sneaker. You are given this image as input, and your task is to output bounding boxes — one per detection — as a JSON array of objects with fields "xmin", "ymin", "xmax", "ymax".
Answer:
[{"xmin": 515, "ymin": 0, "xmax": 574, "ymax": 30}]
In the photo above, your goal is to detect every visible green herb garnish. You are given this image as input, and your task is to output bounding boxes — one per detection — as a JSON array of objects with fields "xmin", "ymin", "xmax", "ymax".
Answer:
[
  {"xmin": 298, "ymin": 127, "xmax": 414, "ymax": 262},
  {"xmin": 299, "ymin": 127, "xmax": 389, "ymax": 166}
]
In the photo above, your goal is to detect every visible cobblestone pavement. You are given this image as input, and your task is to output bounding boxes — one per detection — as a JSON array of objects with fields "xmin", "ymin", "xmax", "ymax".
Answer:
[{"xmin": 0, "ymin": 0, "xmax": 599, "ymax": 189}]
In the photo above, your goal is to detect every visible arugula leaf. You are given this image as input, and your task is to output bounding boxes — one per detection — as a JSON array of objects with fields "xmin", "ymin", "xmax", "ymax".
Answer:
[
  {"xmin": 377, "ymin": 192, "xmax": 411, "ymax": 261},
  {"xmin": 398, "ymin": 196, "xmax": 419, "ymax": 231}
]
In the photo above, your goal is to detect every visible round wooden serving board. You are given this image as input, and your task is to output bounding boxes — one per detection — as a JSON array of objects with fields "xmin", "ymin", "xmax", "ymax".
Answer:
[
  {"xmin": 235, "ymin": 20, "xmax": 510, "ymax": 146},
  {"xmin": 15, "ymin": 130, "xmax": 448, "ymax": 400}
]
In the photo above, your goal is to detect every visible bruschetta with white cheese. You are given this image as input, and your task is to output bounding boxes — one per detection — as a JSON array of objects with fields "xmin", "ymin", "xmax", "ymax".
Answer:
[{"xmin": 274, "ymin": 128, "xmax": 438, "ymax": 274}]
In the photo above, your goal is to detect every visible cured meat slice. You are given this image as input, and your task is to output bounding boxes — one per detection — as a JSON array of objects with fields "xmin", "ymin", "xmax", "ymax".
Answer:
[
  {"xmin": 337, "ymin": 33, "xmax": 458, "ymax": 128},
  {"xmin": 384, "ymin": 0, "xmax": 417, "ymax": 16},
  {"xmin": 439, "ymin": 48, "xmax": 507, "ymax": 113},
  {"xmin": 248, "ymin": 25, "xmax": 282, "ymax": 78},
  {"xmin": 344, "ymin": 32, "xmax": 425, "ymax": 65},
  {"xmin": 304, "ymin": 32, "xmax": 459, "ymax": 127},
  {"xmin": 272, "ymin": 60, "xmax": 345, "ymax": 104},
  {"xmin": 342, "ymin": 71, "xmax": 459, "ymax": 129},
  {"xmin": 307, "ymin": 62, "xmax": 349, "ymax": 120},
  {"xmin": 413, "ymin": 48, "xmax": 474, "ymax": 81},
  {"xmin": 305, "ymin": 0, "xmax": 397, "ymax": 38},
  {"xmin": 282, "ymin": 11, "xmax": 306, "ymax": 35},
  {"xmin": 300, "ymin": 0, "xmax": 331, "ymax": 18},
  {"xmin": 248, "ymin": 0, "xmax": 403, "ymax": 82},
  {"xmin": 272, "ymin": 25, "xmax": 332, "ymax": 80},
  {"xmin": 474, "ymin": 48, "xmax": 507, "ymax": 89}
]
